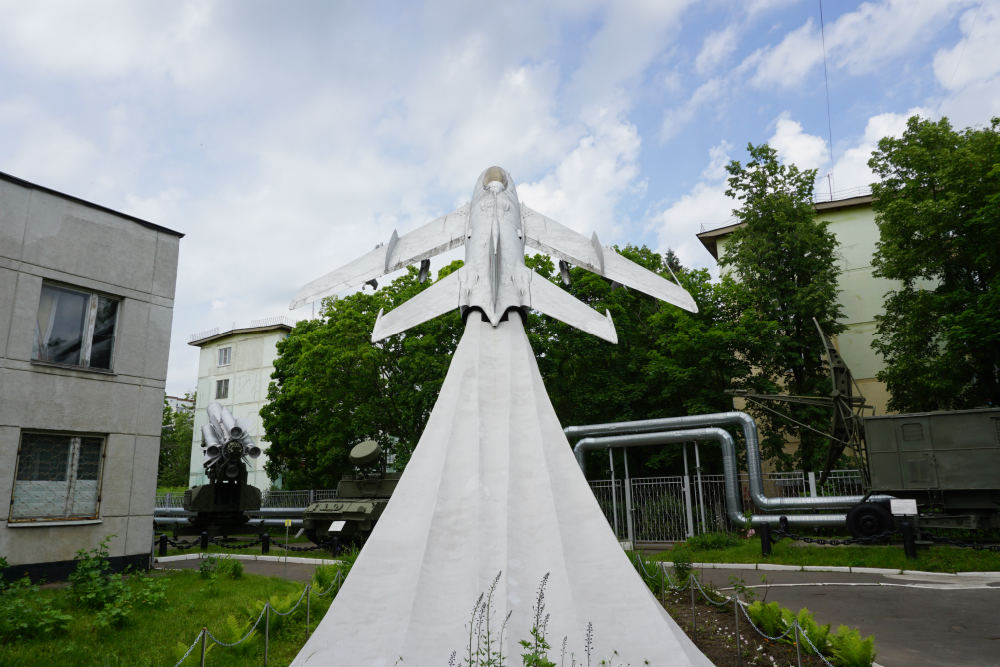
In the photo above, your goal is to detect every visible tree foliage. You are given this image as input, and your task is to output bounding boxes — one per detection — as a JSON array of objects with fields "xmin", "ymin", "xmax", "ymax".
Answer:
[
  {"xmin": 262, "ymin": 263, "xmax": 464, "ymax": 489},
  {"xmin": 159, "ymin": 393, "xmax": 195, "ymax": 488},
  {"xmin": 720, "ymin": 143, "xmax": 845, "ymax": 471},
  {"xmin": 869, "ymin": 116, "xmax": 1000, "ymax": 411}
]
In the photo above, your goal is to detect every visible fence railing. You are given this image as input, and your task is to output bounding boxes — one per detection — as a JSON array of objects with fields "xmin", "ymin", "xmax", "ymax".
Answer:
[{"xmin": 158, "ymin": 470, "xmax": 865, "ymax": 543}]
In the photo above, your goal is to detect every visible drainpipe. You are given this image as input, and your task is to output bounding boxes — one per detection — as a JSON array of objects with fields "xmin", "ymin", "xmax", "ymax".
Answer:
[
  {"xmin": 573, "ymin": 427, "xmax": 846, "ymax": 527},
  {"xmin": 566, "ymin": 411, "xmax": 891, "ymax": 513}
]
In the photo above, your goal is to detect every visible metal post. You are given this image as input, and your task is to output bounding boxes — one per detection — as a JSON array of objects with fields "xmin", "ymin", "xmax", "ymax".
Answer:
[
  {"xmin": 264, "ymin": 603, "xmax": 270, "ymax": 667},
  {"xmin": 261, "ymin": 532, "xmax": 270, "ymax": 555},
  {"xmin": 793, "ymin": 619, "xmax": 802, "ymax": 667},
  {"xmin": 694, "ymin": 443, "xmax": 706, "ymax": 533},
  {"xmin": 608, "ymin": 449, "xmax": 620, "ymax": 538},
  {"xmin": 200, "ymin": 531, "xmax": 209, "ymax": 551},
  {"xmin": 159, "ymin": 533, "xmax": 168, "ymax": 557},
  {"xmin": 306, "ymin": 585, "xmax": 311, "ymax": 635},
  {"xmin": 808, "ymin": 471, "xmax": 818, "ymax": 498},
  {"xmin": 682, "ymin": 443, "xmax": 694, "ymax": 538},
  {"xmin": 760, "ymin": 522, "xmax": 772, "ymax": 557},
  {"xmin": 733, "ymin": 594, "xmax": 742, "ymax": 667},
  {"xmin": 901, "ymin": 517, "xmax": 917, "ymax": 559},
  {"xmin": 200, "ymin": 627, "xmax": 207, "ymax": 667},
  {"xmin": 689, "ymin": 576, "xmax": 696, "ymax": 639},
  {"xmin": 284, "ymin": 521, "xmax": 290, "ymax": 577},
  {"xmin": 623, "ymin": 449, "xmax": 635, "ymax": 548}
]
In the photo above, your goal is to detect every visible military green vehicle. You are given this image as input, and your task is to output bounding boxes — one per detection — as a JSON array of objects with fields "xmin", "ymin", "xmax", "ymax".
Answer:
[{"xmin": 303, "ymin": 440, "xmax": 400, "ymax": 549}]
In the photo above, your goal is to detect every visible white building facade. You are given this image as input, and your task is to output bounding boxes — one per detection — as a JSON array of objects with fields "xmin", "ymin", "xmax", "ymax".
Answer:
[
  {"xmin": 187, "ymin": 318, "xmax": 292, "ymax": 491},
  {"xmin": 0, "ymin": 171, "xmax": 181, "ymax": 580}
]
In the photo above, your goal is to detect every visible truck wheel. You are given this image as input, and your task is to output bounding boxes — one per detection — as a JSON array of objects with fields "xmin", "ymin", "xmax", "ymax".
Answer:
[{"xmin": 847, "ymin": 502, "xmax": 893, "ymax": 538}]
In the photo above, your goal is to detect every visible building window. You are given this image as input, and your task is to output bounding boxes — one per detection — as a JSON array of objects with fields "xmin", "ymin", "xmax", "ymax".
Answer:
[
  {"xmin": 218, "ymin": 346, "xmax": 232, "ymax": 366},
  {"xmin": 216, "ymin": 378, "xmax": 230, "ymax": 399},
  {"xmin": 33, "ymin": 283, "xmax": 120, "ymax": 370},
  {"xmin": 10, "ymin": 432, "xmax": 104, "ymax": 521}
]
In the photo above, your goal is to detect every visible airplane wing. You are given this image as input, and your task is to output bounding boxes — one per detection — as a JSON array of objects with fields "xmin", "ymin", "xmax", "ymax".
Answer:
[
  {"xmin": 290, "ymin": 203, "xmax": 470, "ymax": 309},
  {"xmin": 521, "ymin": 265, "xmax": 618, "ymax": 344},
  {"xmin": 521, "ymin": 205, "xmax": 698, "ymax": 314},
  {"xmin": 371, "ymin": 268, "xmax": 464, "ymax": 342}
]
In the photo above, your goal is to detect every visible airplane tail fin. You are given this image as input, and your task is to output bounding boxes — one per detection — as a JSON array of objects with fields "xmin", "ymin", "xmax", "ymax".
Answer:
[
  {"xmin": 371, "ymin": 269, "xmax": 464, "ymax": 342},
  {"xmin": 521, "ymin": 265, "xmax": 617, "ymax": 343}
]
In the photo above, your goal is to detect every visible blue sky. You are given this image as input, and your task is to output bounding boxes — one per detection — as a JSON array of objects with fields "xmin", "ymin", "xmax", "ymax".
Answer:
[{"xmin": 1, "ymin": 0, "xmax": 998, "ymax": 395}]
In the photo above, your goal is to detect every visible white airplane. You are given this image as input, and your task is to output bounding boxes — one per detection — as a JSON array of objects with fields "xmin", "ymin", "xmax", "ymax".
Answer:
[{"xmin": 290, "ymin": 166, "xmax": 698, "ymax": 343}]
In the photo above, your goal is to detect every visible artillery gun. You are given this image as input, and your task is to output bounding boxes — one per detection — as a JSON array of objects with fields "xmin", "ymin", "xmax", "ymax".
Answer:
[
  {"xmin": 182, "ymin": 401, "xmax": 263, "ymax": 533},
  {"xmin": 302, "ymin": 440, "xmax": 400, "ymax": 550}
]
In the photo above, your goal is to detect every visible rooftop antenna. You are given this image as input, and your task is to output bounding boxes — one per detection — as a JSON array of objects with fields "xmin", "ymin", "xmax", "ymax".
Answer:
[{"xmin": 819, "ymin": 0, "xmax": 835, "ymax": 200}]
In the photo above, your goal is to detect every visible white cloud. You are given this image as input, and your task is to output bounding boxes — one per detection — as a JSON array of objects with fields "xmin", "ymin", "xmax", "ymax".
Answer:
[
  {"xmin": 518, "ymin": 113, "xmax": 643, "ymax": 243},
  {"xmin": 768, "ymin": 113, "xmax": 829, "ymax": 172},
  {"xmin": 0, "ymin": 98, "xmax": 100, "ymax": 184},
  {"xmin": 933, "ymin": 2, "xmax": 1000, "ymax": 125},
  {"xmin": 747, "ymin": 19, "xmax": 821, "ymax": 89},
  {"xmin": 659, "ymin": 78, "xmax": 725, "ymax": 141},
  {"xmin": 695, "ymin": 25, "xmax": 739, "ymax": 76},
  {"xmin": 828, "ymin": 107, "xmax": 930, "ymax": 194}
]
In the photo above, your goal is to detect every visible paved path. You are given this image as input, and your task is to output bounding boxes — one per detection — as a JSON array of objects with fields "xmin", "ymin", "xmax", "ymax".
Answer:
[
  {"xmin": 695, "ymin": 566, "xmax": 1000, "ymax": 667},
  {"xmin": 156, "ymin": 556, "xmax": 1000, "ymax": 667}
]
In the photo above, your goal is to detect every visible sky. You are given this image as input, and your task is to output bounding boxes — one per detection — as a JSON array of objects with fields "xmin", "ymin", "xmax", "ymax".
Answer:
[{"xmin": 1, "ymin": 0, "xmax": 998, "ymax": 396}]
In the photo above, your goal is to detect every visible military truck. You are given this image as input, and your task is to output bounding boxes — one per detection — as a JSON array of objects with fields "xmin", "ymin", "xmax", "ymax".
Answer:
[
  {"xmin": 845, "ymin": 407, "xmax": 1000, "ymax": 537},
  {"xmin": 302, "ymin": 440, "xmax": 400, "ymax": 549}
]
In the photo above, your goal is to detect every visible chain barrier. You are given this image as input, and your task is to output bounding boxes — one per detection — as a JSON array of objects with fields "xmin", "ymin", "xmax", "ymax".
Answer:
[
  {"xmin": 919, "ymin": 532, "xmax": 1000, "ymax": 552},
  {"xmin": 211, "ymin": 537, "xmax": 263, "ymax": 550},
  {"xmin": 797, "ymin": 621, "xmax": 838, "ymax": 667},
  {"xmin": 772, "ymin": 525, "xmax": 898, "ymax": 546},
  {"xmin": 272, "ymin": 540, "xmax": 334, "ymax": 552},
  {"xmin": 735, "ymin": 599, "xmax": 796, "ymax": 643},
  {"xmin": 689, "ymin": 574, "xmax": 731, "ymax": 607},
  {"xmin": 204, "ymin": 605, "xmax": 268, "ymax": 647},
  {"xmin": 170, "ymin": 567, "xmax": 346, "ymax": 665},
  {"xmin": 172, "ymin": 629, "xmax": 204, "ymax": 667},
  {"xmin": 165, "ymin": 537, "xmax": 201, "ymax": 549}
]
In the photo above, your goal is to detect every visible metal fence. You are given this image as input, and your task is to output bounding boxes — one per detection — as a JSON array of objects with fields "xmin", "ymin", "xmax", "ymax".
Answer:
[
  {"xmin": 157, "ymin": 469, "xmax": 864, "ymax": 543},
  {"xmin": 588, "ymin": 469, "xmax": 866, "ymax": 543}
]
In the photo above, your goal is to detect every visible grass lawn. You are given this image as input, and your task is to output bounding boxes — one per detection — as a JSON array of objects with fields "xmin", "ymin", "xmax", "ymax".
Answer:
[
  {"xmin": 652, "ymin": 534, "xmax": 1000, "ymax": 573},
  {"xmin": 0, "ymin": 568, "xmax": 336, "ymax": 667}
]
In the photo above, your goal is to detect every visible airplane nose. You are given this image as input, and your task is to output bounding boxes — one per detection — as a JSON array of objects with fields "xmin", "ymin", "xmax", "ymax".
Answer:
[{"xmin": 482, "ymin": 166, "xmax": 507, "ymax": 191}]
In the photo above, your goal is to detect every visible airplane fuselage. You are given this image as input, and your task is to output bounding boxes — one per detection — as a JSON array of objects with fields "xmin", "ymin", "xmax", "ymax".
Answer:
[{"xmin": 461, "ymin": 166, "xmax": 529, "ymax": 325}]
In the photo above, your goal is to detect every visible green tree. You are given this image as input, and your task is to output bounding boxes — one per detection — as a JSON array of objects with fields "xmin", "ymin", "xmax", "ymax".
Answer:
[
  {"xmin": 531, "ymin": 247, "xmax": 756, "ymax": 476},
  {"xmin": 721, "ymin": 143, "xmax": 845, "ymax": 472},
  {"xmin": 869, "ymin": 116, "xmax": 1000, "ymax": 412},
  {"xmin": 261, "ymin": 262, "xmax": 464, "ymax": 489},
  {"xmin": 159, "ymin": 393, "xmax": 195, "ymax": 488}
]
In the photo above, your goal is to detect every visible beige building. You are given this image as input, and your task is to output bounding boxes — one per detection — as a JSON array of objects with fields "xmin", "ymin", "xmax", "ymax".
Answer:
[
  {"xmin": 187, "ymin": 318, "xmax": 293, "ymax": 490},
  {"xmin": 0, "ymin": 171, "xmax": 181, "ymax": 580},
  {"xmin": 697, "ymin": 194, "xmax": 894, "ymax": 413}
]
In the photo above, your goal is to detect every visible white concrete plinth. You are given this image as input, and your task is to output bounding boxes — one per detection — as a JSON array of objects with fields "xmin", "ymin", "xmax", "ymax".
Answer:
[{"xmin": 292, "ymin": 316, "xmax": 712, "ymax": 667}]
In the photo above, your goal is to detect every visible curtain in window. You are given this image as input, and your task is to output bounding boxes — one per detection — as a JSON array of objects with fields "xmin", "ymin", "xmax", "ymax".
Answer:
[{"xmin": 33, "ymin": 286, "xmax": 87, "ymax": 365}]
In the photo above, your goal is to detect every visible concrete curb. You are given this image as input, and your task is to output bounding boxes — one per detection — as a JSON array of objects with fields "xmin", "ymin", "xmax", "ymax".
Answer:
[
  {"xmin": 662, "ymin": 561, "xmax": 1000, "ymax": 576},
  {"xmin": 155, "ymin": 553, "xmax": 341, "ymax": 566}
]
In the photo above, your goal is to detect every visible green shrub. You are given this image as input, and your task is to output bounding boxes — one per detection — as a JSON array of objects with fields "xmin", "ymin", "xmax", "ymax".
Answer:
[
  {"xmin": 794, "ymin": 607, "xmax": 831, "ymax": 656},
  {"xmin": 217, "ymin": 556, "xmax": 244, "ymax": 579},
  {"xmin": 670, "ymin": 551, "xmax": 693, "ymax": 582},
  {"xmin": 746, "ymin": 601, "xmax": 787, "ymax": 638},
  {"xmin": 828, "ymin": 625, "xmax": 876, "ymax": 667},
  {"xmin": 685, "ymin": 532, "xmax": 740, "ymax": 551},
  {"xmin": 0, "ymin": 558, "xmax": 72, "ymax": 641}
]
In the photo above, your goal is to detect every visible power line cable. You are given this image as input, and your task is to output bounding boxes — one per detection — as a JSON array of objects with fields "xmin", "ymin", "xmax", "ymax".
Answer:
[{"xmin": 819, "ymin": 0, "xmax": 835, "ymax": 198}]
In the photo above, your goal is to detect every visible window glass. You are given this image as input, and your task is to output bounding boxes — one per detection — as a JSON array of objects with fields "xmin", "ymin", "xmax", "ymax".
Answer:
[
  {"xmin": 34, "ymin": 285, "xmax": 88, "ymax": 365},
  {"xmin": 218, "ymin": 346, "xmax": 232, "ymax": 366},
  {"xmin": 10, "ymin": 433, "xmax": 104, "ymax": 520},
  {"xmin": 33, "ymin": 284, "xmax": 120, "ymax": 370},
  {"xmin": 89, "ymin": 297, "xmax": 119, "ymax": 370},
  {"xmin": 216, "ymin": 378, "xmax": 230, "ymax": 399}
]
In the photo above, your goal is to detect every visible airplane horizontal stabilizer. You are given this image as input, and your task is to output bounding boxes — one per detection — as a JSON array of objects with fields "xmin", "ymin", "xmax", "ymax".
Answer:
[
  {"xmin": 290, "ymin": 204, "xmax": 470, "ymax": 309},
  {"xmin": 371, "ymin": 269, "xmax": 464, "ymax": 342},
  {"xmin": 522, "ymin": 266, "xmax": 618, "ymax": 344},
  {"xmin": 521, "ymin": 205, "xmax": 698, "ymax": 314}
]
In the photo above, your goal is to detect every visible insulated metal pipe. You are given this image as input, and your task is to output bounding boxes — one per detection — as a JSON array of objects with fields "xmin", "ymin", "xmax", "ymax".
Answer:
[
  {"xmin": 566, "ymin": 411, "xmax": 892, "ymax": 512},
  {"xmin": 573, "ymin": 428, "xmax": 847, "ymax": 527}
]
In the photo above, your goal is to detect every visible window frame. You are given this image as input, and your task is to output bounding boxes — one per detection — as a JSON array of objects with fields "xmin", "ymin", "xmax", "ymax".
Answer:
[
  {"xmin": 9, "ymin": 431, "xmax": 106, "ymax": 522},
  {"xmin": 32, "ymin": 282, "xmax": 121, "ymax": 372},
  {"xmin": 216, "ymin": 378, "xmax": 230, "ymax": 399},
  {"xmin": 218, "ymin": 346, "xmax": 232, "ymax": 367}
]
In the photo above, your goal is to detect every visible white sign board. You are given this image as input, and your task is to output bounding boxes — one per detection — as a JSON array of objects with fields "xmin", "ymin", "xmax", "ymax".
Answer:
[
  {"xmin": 890, "ymin": 498, "xmax": 919, "ymax": 516},
  {"xmin": 328, "ymin": 520, "xmax": 347, "ymax": 532}
]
